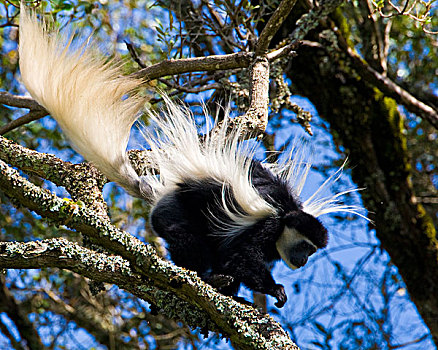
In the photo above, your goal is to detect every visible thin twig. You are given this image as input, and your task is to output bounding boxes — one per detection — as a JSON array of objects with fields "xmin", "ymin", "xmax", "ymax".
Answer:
[
  {"xmin": 0, "ymin": 92, "xmax": 48, "ymax": 134},
  {"xmin": 0, "ymin": 110, "xmax": 47, "ymax": 135},
  {"xmin": 255, "ymin": 0, "xmax": 298, "ymax": 55},
  {"xmin": 158, "ymin": 78, "xmax": 221, "ymax": 93},
  {"xmin": 125, "ymin": 40, "xmax": 147, "ymax": 68}
]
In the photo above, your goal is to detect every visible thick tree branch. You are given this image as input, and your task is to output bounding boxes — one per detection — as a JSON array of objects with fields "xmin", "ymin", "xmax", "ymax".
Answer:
[
  {"xmin": 0, "ymin": 239, "xmax": 137, "ymax": 284},
  {"xmin": 0, "ymin": 239, "xmax": 219, "ymax": 336},
  {"xmin": 0, "ymin": 136, "xmax": 108, "ymax": 216},
  {"xmin": 228, "ymin": 56, "xmax": 271, "ymax": 134},
  {"xmin": 247, "ymin": 56, "xmax": 270, "ymax": 127}
]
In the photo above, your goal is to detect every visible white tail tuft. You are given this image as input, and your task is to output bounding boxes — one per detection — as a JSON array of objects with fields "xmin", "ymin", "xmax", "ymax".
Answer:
[
  {"xmin": 19, "ymin": 5, "xmax": 146, "ymax": 197},
  {"xmin": 141, "ymin": 98, "xmax": 277, "ymax": 228}
]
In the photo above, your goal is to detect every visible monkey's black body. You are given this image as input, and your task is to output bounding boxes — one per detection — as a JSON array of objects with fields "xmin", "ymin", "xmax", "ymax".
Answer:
[
  {"xmin": 20, "ymin": 9, "xmax": 357, "ymax": 310},
  {"xmin": 151, "ymin": 161, "xmax": 324, "ymax": 306}
]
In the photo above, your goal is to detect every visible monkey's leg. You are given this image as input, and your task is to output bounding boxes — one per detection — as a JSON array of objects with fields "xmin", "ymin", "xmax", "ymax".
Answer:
[
  {"xmin": 217, "ymin": 247, "xmax": 287, "ymax": 307},
  {"xmin": 150, "ymin": 194, "xmax": 212, "ymax": 275}
]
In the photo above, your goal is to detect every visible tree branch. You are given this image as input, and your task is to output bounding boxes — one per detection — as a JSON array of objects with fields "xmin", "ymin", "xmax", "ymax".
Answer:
[
  {"xmin": 0, "ymin": 136, "xmax": 109, "ymax": 216},
  {"xmin": 0, "ymin": 239, "xmax": 219, "ymax": 334},
  {"xmin": 0, "ymin": 110, "xmax": 47, "ymax": 135},
  {"xmin": 255, "ymin": 0, "xmax": 298, "ymax": 55},
  {"xmin": 0, "ymin": 91, "xmax": 45, "ymax": 110},
  {"xmin": 134, "ymin": 52, "xmax": 253, "ymax": 81},
  {"xmin": 0, "ymin": 91, "xmax": 48, "ymax": 134},
  {"xmin": 229, "ymin": 56, "xmax": 271, "ymax": 134},
  {"xmin": 342, "ymin": 40, "xmax": 438, "ymax": 129}
]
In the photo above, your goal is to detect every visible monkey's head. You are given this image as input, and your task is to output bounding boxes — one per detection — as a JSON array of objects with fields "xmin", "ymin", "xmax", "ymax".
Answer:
[{"xmin": 276, "ymin": 211, "xmax": 328, "ymax": 270}]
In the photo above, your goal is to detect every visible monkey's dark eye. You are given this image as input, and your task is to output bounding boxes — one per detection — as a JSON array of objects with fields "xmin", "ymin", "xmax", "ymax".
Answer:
[{"xmin": 289, "ymin": 241, "xmax": 317, "ymax": 268}]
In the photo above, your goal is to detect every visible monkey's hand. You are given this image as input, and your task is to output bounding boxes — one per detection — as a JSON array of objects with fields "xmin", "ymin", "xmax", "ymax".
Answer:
[{"xmin": 272, "ymin": 284, "xmax": 287, "ymax": 308}]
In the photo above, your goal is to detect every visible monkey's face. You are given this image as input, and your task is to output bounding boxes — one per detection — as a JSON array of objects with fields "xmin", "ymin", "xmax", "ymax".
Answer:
[
  {"xmin": 276, "ymin": 227, "xmax": 317, "ymax": 269},
  {"xmin": 276, "ymin": 211, "xmax": 328, "ymax": 270}
]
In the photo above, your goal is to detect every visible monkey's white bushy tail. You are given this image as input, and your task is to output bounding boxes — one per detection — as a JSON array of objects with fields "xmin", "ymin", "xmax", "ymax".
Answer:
[
  {"xmin": 19, "ymin": 6, "xmax": 147, "ymax": 198},
  {"xmin": 142, "ymin": 100, "xmax": 277, "ymax": 221}
]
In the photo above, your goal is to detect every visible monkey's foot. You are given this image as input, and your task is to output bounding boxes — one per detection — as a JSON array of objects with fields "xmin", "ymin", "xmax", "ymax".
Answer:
[
  {"xmin": 272, "ymin": 284, "xmax": 287, "ymax": 308},
  {"xmin": 204, "ymin": 274, "xmax": 234, "ymax": 289}
]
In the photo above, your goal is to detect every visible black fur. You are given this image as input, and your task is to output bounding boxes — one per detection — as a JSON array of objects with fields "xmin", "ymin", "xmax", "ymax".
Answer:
[
  {"xmin": 150, "ymin": 161, "xmax": 328, "ymax": 307},
  {"xmin": 19, "ymin": 9, "xmax": 335, "ymax": 308}
]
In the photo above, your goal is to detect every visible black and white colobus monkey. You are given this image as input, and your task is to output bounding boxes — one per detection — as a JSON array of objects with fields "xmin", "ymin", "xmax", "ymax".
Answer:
[{"xmin": 18, "ymin": 6, "xmax": 363, "ymax": 308}]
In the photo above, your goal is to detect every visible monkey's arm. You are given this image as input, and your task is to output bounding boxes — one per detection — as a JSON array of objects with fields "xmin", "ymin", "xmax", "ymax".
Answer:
[{"xmin": 220, "ymin": 246, "xmax": 287, "ymax": 307}]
